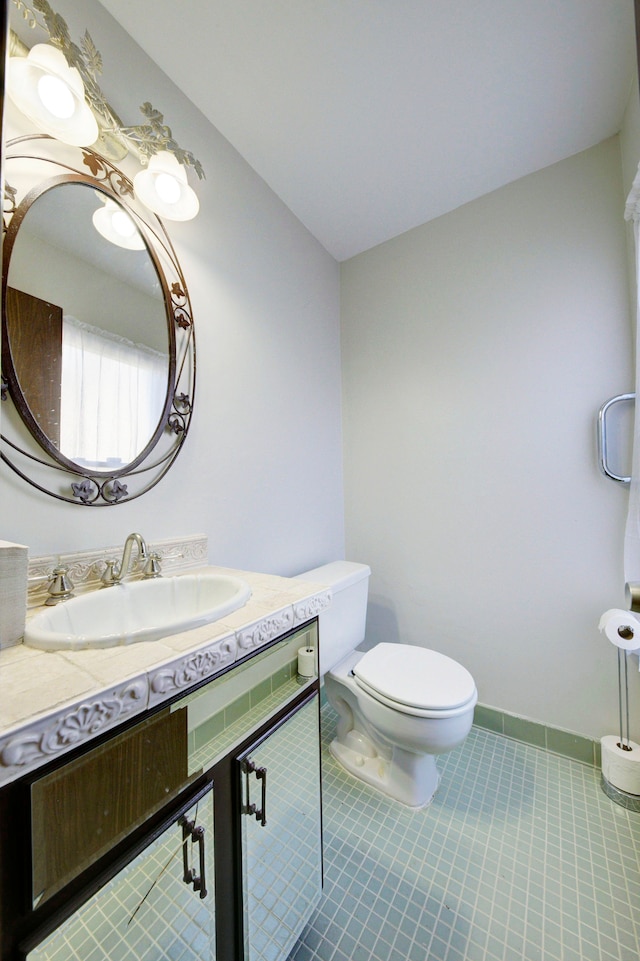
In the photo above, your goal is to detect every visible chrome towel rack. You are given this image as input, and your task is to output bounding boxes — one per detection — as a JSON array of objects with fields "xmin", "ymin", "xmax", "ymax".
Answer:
[{"xmin": 598, "ymin": 393, "xmax": 635, "ymax": 484}]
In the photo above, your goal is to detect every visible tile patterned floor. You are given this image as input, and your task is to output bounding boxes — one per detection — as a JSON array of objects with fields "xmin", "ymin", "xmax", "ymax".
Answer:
[
  {"xmin": 243, "ymin": 696, "xmax": 323, "ymax": 961},
  {"xmin": 289, "ymin": 704, "xmax": 640, "ymax": 961}
]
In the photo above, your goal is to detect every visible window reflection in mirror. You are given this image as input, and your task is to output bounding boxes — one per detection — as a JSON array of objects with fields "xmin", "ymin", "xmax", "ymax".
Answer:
[{"xmin": 6, "ymin": 183, "xmax": 170, "ymax": 471}]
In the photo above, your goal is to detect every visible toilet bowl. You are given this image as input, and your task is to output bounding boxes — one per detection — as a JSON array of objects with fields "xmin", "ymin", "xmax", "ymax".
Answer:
[
  {"xmin": 296, "ymin": 561, "xmax": 477, "ymax": 808},
  {"xmin": 326, "ymin": 644, "xmax": 477, "ymax": 807}
]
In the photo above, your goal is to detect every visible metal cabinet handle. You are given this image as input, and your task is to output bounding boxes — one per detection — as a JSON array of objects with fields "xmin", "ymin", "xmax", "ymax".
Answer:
[
  {"xmin": 243, "ymin": 758, "xmax": 268, "ymax": 827},
  {"xmin": 598, "ymin": 393, "xmax": 634, "ymax": 484},
  {"xmin": 178, "ymin": 815, "xmax": 208, "ymax": 898},
  {"xmin": 255, "ymin": 766, "xmax": 267, "ymax": 827},
  {"xmin": 180, "ymin": 816, "xmax": 194, "ymax": 884},
  {"xmin": 192, "ymin": 825, "xmax": 207, "ymax": 898}
]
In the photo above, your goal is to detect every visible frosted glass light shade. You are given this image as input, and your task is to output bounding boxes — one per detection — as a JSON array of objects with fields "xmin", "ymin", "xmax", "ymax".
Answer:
[
  {"xmin": 92, "ymin": 197, "xmax": 145, "ymax": 250},
  {"xmin": 8, "ymin": 44, "xmax": 99, "ymax": 147},
  {"xmin": 133, "ymin": 152, "xmax": 199, "ymax": 221}
]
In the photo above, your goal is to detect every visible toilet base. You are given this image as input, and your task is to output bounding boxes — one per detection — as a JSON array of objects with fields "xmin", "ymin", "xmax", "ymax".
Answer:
[{"xmin": 329, "ymin": 736, "xmax": 441, "ymax": 808}]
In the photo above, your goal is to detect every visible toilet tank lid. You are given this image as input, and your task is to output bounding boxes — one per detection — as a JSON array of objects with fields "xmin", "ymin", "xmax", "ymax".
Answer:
[{"xmin": 295, "ymin": 561, "xmax": 371, "ymax": 592}]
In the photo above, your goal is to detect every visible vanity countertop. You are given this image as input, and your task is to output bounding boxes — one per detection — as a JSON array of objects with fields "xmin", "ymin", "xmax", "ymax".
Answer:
[{"xmin": 0, "ymin": 565, "xmax": 330, "ymax": 787}]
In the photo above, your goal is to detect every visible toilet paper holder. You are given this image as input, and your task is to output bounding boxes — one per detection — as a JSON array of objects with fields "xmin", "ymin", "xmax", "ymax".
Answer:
[
  {"xmin": 617, "ymin": 647, "xmax": 633, "ymax": 753},
  {"xmin": 597, "ymin": 608, "xmax": 640, "ymax": 807},
  {"xmin": 598, "ymin": 610, "xmax": 637, "ymax": 754}
]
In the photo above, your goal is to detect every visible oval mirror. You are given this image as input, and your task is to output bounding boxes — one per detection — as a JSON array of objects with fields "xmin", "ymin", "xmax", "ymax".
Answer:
[
  {"xmin": 7, "ymin": 182, "xmax": 171, "ymax": 469},
  {"xmin": 1, "ymin": 135, "xmax": 195, "ymax": 505}
]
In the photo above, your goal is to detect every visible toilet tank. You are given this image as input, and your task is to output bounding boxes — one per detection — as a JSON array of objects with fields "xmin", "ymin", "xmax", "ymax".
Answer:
[{"xmin": 295, "ymin": 561, "xmax": 371, "ymax": 675}]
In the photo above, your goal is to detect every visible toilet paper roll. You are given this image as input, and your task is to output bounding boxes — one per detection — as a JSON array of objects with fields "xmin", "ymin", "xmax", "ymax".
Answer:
[
  {"xmin": 598, "ymin": 609, "xmax": 640, "ymax": 651},
  {"xmin": 601, "ymin": 735, "xmax": 640, "ymax": 796},
  {"xmin": 297, "ymin": 646, "xmax": 316, "ymax": 678}
]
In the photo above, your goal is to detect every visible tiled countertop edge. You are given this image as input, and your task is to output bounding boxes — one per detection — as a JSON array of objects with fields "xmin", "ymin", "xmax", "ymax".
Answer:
[{"xmin": 0, "ymin": 566, "xmax": 330, "ymax": 787}]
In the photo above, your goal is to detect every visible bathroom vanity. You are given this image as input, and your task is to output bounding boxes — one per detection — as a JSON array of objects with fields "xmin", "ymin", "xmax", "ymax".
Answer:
[{"xmin": 0, "ymin": 565, "xmax": 331, "ymax": 961}]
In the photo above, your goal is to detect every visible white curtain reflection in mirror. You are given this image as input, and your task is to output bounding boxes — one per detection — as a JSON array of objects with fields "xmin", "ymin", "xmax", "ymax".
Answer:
[{"xmin": 60, "ymin": 317, "xmax": 168, "ymax": 469}]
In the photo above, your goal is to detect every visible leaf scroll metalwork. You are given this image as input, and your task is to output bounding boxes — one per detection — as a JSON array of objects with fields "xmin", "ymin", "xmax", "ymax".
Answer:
[{"xmin": 10, "ymin": 0, "xmax": 205, "ymax": 179}]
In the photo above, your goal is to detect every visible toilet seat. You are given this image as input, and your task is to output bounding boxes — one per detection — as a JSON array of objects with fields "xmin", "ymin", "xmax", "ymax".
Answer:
[{"xmin": 353, "ymin": 643, "xmax": 477, "ymax": 719}]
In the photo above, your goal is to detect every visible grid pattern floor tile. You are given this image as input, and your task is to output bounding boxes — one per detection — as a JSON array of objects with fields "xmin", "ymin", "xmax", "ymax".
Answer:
[
  {"xmin": 289, "ymin": 704, "xmax": 640, "ymax": 961},
  {"xmin": 243, "ymin": 697, "xmax": 322, "ymax": 961}
]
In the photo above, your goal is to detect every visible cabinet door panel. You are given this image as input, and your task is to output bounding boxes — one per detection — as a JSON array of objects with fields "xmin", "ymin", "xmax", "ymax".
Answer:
[
  {"xmin": 31, "ymin": 708, "xmax": 190, "ymax": 907},
  {"xmin": 26, "ymin": 787, "xmax": 215, "ymax": 961},
  {"xmin": 239, "ymin": 695, "xmax": 322, "ymax": 961}
]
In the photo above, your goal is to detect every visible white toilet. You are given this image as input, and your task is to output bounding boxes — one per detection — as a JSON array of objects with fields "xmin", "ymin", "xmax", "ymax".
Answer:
[{"xmin": 296, "ymin": 561, "xmax": 477, "ymax": 808}]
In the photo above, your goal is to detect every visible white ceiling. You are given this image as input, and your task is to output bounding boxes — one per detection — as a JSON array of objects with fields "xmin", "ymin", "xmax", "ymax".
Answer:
[{"xmin": 97, "ymin": 0, "xmax": 636, "ymax": 261}]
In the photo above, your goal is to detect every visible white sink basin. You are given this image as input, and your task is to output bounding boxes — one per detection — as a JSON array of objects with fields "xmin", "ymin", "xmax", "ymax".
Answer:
[{"xmin": 24, "ymin": 573, "xmax": 252, "ymax": 651}]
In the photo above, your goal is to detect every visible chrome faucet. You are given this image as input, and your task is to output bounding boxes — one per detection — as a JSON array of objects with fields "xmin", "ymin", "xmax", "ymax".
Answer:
[{"xmin": 101, "ymin": 533, "xmax": 161, "ymax": 586}]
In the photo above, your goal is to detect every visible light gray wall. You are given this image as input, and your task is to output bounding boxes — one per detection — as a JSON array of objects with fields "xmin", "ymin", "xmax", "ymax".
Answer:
[
  {"xmin": 1, "ymin": 0, "xmax": 345, "ymax": 576},
  {"xmin": 3, "ymin": 1, "xmax": 637, "ymax": 741},
  {"xmin": 341, "ymin": 137, "xmax": 636, "ymax": 740}
]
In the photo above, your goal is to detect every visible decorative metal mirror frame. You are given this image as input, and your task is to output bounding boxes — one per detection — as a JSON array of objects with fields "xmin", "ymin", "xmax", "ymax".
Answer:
[{"xmin": 1, "ymin": 134, "xmax": 196, "ymax": 506}]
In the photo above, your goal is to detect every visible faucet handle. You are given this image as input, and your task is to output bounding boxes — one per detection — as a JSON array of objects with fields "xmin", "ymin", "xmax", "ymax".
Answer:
[
  {"xmin": 45, "ymin": 566, "xmax": 75, "ymax": 606},
  {"xmin": 142, "ymin": 552, "xmax": 162, "ymax": 579},
  {"xmin": 101, "ymin": 559, "xmax": 119, "ymax": 588}
]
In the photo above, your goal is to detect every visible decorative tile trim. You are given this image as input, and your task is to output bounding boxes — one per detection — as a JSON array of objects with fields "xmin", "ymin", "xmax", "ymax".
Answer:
[
  {"xmin": 0, "ymin": 678, "xmax": 148, "ymax": 779},
  {"xmin": 293, "ymin": 590, "xmax": 331, "ymax": 625},
  {"xmin": 27, "ymin": 534, "xmax": 208, "ymax": 608},
  {"xmin": 236, "ymin": 608, "xmax": 295, "ymax": 654},
  {"xmin": 473, "ymin": 703, "xmax": 599, "ymax": 767},
  {"xmin": 148, "ymin": 636, "xmax": 237, "ymax": 706}
]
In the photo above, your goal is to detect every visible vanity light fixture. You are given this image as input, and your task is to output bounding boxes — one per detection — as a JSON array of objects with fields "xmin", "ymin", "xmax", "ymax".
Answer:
[
  {"xmin": 92, "ymin": 195, "xmax": 145, "ymax": 250},
  {"xmin": 7, "ymin": 43, "xmax": 99, "ymax": 147},
  {"xmin": 133, "ymin": 152, "xmax": 200, "ymax": 222},
  {"xmin": 8, "ymin": 0, "xmax": 205, "ymax": 220}
]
